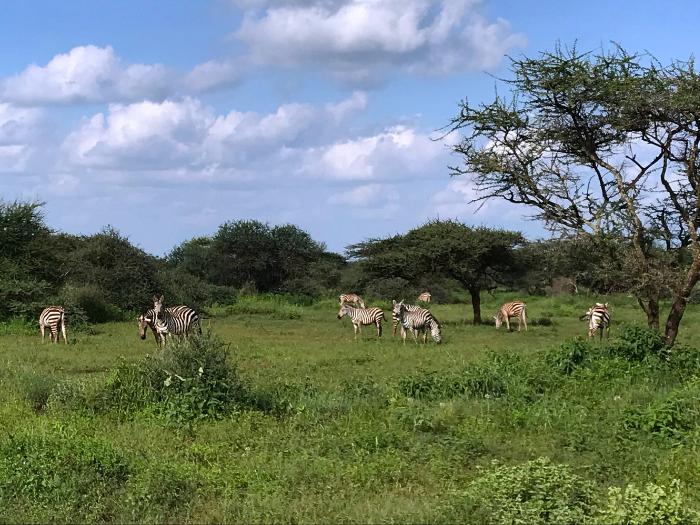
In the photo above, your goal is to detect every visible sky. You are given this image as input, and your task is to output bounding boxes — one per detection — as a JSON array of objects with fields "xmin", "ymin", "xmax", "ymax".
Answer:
[{"xmin": 1, "ymin": 0, "xmax": 699, "ymax": 256}]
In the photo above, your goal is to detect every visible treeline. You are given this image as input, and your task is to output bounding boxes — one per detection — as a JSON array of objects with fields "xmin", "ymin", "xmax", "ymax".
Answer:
[{"xmin": 0, "ymin": 200, "xmax": 686, "ymax": 324}]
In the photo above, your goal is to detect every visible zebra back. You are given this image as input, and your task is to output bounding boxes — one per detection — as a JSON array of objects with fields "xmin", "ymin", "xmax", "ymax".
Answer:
[
  {"xmin": 587, "ymin": 303, "xmax": 610, "ymax": 332},
  {"xmin": 339, "ymin": 293, "xmax": 365, "ymax": 308}
]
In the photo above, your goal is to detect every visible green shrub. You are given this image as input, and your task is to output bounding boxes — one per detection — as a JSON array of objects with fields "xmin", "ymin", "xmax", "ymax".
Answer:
[
  {"xmin": 621, "ymin": 377, "xmax": 700, "ymax": 441},
  {"xmin": 546, "ymin": 338, "xmax": 590, "ymax": 375},
  {"xmin": 609, "ymin": 325, "xmax": 666, "ymax": 361},
  {"xmin": 16, "ymin": 371, "xmax": 58, "ymax": 411},
  {"xmin": 0, "ymin": 426, "xmax": 131, "ymax": 522},
  {"xmin": 458, "ymin": 457, "xmax": 596, "ymax": 524},
  {"xmin": 62, "ymin": 285, "xmax": 122, "ymax": 323},
  {"xmin": 596, "ymin": 479, "xmax": 699, "ymax": 525}
]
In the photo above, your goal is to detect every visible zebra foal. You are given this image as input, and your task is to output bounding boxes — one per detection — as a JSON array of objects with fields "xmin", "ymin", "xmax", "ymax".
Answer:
[
  {"xmin": 417, "ymin": 292, "xmax": 431, "ymax": 303},
  {"xmin": 337, "ymin": 304, "xmax": 384, "ymax": 340},
  {"xmin": 39, "ymin": 306, "xmax": 67, "ymax": 344},
  {"xmin": 494, "ymin": 301, "xmax": 528, "ymax": 332}
]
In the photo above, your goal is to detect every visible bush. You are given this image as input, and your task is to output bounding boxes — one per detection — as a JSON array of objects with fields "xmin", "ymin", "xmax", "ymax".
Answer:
[
  {"xmin": 16, "ymin": 371, "xmax": 58, "ymax": 411},
  {"xmin": 609, "ymin": 325, "xmax": 666, "ymax": 361},
  {"xmin": 364, "ymin": 277, "xmax": 415, "ymax": 302},
  {"xmin": 458, "ymin": 457, "xmax": 596, "ymax": 525},
  {"xmin": 546, "ymin": 338, "xmax": 590, "ymax": 375},
  {"xmin": 596, "ymin": 479, "xmax": 699, "ymax": 525},
  {"xmin": 621, "ymin": 377, "xmax": 700, "ymax": 441},
  {"xmin": 0, "ymin": 426, "xmax": 131, "ymax": 522},
  {"xmin": 62, "ymin": 285, "xmax": 122, "ymax": 323}
]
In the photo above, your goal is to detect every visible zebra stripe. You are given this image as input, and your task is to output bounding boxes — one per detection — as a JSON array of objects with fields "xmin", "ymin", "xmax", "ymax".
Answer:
[
  {"xmin": 339, "ymin": 293, "xmax": 366, "ymax": 309},
  {"xmin": 139, "ymin": 296, "xmax": 201, "ymax": 347},
  {"xmin": 39, "ymin": 306, "xmax": 67, "ymax": 344},
  {"xmin": 494, "ymin": 301, "xmax": 528, "ymax": 331},
  {"xmin": 581, "ymin": 302, "xmax": 610, "ymax": 340},
  {"xmin": 391, "ymin": 302, "xmax": 426, "ymax": 337},
  {"xmin": 337, "ymin": 304, "xmax": 384, "ymax": 340},
  {"xmin": 392, "ymin": 300, "xmax": 442, "ymax": 344},
  {"xmin": 417, "ymin": 292, "xmax": 432, "ymax": 303}
]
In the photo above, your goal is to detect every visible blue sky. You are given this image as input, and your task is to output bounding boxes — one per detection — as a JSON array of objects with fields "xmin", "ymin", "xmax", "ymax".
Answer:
[{"xmin": 1, "ymin": 0, "xmax": 698, "ymax": 255}]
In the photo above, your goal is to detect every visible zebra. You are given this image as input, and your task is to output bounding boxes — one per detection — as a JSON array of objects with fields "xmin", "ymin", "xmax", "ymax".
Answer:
[
  {"xmin": 417, "ymin": 292, "xmax": 432, "ymax": 303},
  {"xmin": 138, "ymin": 296, "xmax": 200, "ymax": 347},
  {"xmin": 339, "ymin": 293, "xmax": 366, "ymax": 309},
  {"xmin": 392, "ymin": 300, "xmax": 442, "ymax": 344},
  {"xmin": 579, "ymin": 302, "xmax": 610, "ymax": 340},
  {"xmin": 337, "ymin": 304, "xmax": 384, "ymax": 340},
  {"xmin": 39, "ymin": 306, "xmax": 67, "ymax": 344},
  {"xmin": 494, "ymin": 301, "xmax": 528, "ymax": 331},
  {"xmin": 391, "ymin": 301, "xmax": 427, "ymax": 337}
]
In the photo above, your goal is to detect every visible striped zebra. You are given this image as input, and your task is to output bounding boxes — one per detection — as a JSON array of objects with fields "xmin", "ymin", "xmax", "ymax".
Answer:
[
  {"xmin": 494, "ymin": 301, "xmax": 528, "ymax": 331},
  {"xmin": 39, "ymin": 306, "xmax": 67, "ymax": 344},
  {"xmin": 579, "ymin": 302, "xmax": 610, "ymax": 340},
  {"xmin": 417, "ymin": 292, "xmax": 432, "ymax": 303},
  {"xmin": 392, "ymin": 300, "xmax": 442, "ymax": 344},
  {"xmin": 391, "ymin": 301, "xmax": 427, "ymax": 337},
  {"xmin": 138, "ymin": 296, "xmax": 200, "ymax": 347},
  {"xmin": 339, "ymin": 293, "xmax": 365, "ymax": 309},
  {"xmin": 337, "ymin": 304, "xmax": 384, "ymax": 340}
]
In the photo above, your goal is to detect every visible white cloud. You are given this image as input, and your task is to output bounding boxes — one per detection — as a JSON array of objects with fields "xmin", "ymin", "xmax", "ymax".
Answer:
[
  {"xmin": 235, "ymin": 0, "xmax": 525, "ymax": 83},
  {"xmin": 0, "ymin": 103, "xmax": 44, "ymax": 171},
  {"xmin": 0, "ymin": 46, "xmax": 247, "ymax": 106}
]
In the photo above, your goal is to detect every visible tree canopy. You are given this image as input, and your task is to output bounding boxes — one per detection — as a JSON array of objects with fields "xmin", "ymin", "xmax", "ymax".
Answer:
[{"xmin": 447, "ymin": 44, "xmax": 700, "ymax": 345}]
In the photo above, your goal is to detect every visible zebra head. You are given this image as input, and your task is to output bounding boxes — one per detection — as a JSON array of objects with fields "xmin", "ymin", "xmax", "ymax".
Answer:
[
  {"xmin": 392, "ymin": 299, "xmax": 406, "ymax": 318},
  {"xmin": 337, "ymin": 305, "xmax": 352, "ymax": 319},
  {"xmin": 152, "ymin": 294, "xmax": 165, "ymax": 320},
  {"xmin": 137, "ymin": 314, "xmax": 151, "ymax": 340},
  {"xmin": 493, "ymin": 313, "xmax": 503, "ymax": 329}
]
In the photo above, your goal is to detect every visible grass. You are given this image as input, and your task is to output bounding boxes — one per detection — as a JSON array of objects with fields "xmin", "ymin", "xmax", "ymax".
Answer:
[{"xmin": 0, "ymin": 292, "xmax": 699, "ymax": 523}]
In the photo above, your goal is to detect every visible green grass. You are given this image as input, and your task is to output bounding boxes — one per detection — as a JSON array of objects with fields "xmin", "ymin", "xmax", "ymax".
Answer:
[{"xmin": 1, "ymin": 292, "xmax": 699, "ymax": 523}]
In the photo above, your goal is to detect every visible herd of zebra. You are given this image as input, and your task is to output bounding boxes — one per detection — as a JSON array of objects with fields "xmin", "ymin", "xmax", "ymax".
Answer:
[{"xmin": 36, "ymin": 294, "xmax": 611, "ymax": 346}]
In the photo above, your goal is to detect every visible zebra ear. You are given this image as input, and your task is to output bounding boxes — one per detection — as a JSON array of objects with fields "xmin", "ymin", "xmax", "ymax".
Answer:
[
  {"xmin": 392, "ymin": 300, "xmax": 397, "ymax": 305},
  {"xmin": 159, "ymin": 295, "xmax": 164, "ymax": 303}
]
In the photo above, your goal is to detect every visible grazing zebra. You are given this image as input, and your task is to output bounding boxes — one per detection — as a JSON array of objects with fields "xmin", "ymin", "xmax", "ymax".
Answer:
[
  {"xmin": 391, "ymin": 301, "xmax": 427, "ymax": 337},
  {"xmin": 39, "ymin": 306, "xmax": 67, "ymax": 344},
  {"xmin": 580, "ymin": 302, "xmax": 610, "ymax": 340},
  {"xmin": 337, "ymin": 304, "xmax": 384, "ymax": 340},
  {"xmin": 339, "ymin": 293, "xmax": 366, "ymax": 309},
  {"xmin": 417, "ymin": 292, "xmax": 432, "ymax": 303},
  {"xmin": 392, "ymin": 300, "xmax": 442, "ymax": 344},
  {"xmin": 494, "ymin": 301, "xmax": 528, "ymax": 331}
]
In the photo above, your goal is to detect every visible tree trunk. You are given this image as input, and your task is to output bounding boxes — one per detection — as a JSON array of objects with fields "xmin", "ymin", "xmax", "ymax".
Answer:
[
  {"xmin": 637, "ymin": 297, "xmax": 660, "ymax": 331},
  {"xmin": 664, "ymin": 255, "xmax": 700, "ymax": 346},
  {"xmin": 469, "ymin": 287, "xmax": 482, "ymax": 325}
]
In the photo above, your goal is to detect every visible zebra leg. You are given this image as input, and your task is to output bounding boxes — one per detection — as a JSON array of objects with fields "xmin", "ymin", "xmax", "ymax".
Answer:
[
  {"xmin": 522, "ymin": 312, "xmax": 528, "ymax": 331},
  {"xmin": 40, "ymin": 324, "xmax": 46, "ymax": 343},
  {"xmin": 400, "ymin": 326, "xmax": 407, "ymax": 345},
  {"xmin": 506, "ymin": 317, "xmax": 511, "ymax": 332},
  {"xmin": 61, "ymin": 321, "xmax": 67, "ymax": 344},
  {"xmin": 376, "ymin": 320, "xmax": 382, "ymax": 337}
]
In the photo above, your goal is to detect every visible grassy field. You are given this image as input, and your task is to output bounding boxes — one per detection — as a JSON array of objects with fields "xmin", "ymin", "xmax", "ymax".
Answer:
[{"xmin": 1, "ymin": 292, "xmax": 699, "ymax": 523}]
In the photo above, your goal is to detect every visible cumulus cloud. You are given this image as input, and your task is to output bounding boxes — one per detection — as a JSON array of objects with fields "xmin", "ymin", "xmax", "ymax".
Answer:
[
  {"xmin": 0, "ymin": 46, "xmax": 245, "ymax": 106},
  {"xmin": 0, "ymin": 103, "xmax": 45, "ymax": 171},
  {"xmin": 234, "ymin": 0, "xmax": 526, "ymax": 84}
]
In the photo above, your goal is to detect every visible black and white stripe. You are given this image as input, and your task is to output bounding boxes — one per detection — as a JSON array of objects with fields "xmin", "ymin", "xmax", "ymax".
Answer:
[
  {"xmin": 494, "ymin": 301, "xmax": 527, "ymax": 331},
  {"xmin": 417, "ymin": 292, "xmax": 432, "ymax": 303},
  {"xmin": 339, "ymin": 293, "xmax": 366, "ymax": 309},
  {"xmin": 337, "ymin": 304, "xmax": 384, "ymax": 340},
  {"xmin": 580, "ymin": 302, "xmax": 610, "ymax": 340},
  {"xmin": 138, "ymin": 296, "xmax": 201, "ymax": 347},
  {"xmin": 392, "ymin": 300, "xmax": 441, "ymax": 344},
  {"xmin": 391, "ymin": 302, "xmax": 426, "ymax": 337},
  {"xmin": 39, "ymin": 306, "xmax": 67, "ymax": 344}
]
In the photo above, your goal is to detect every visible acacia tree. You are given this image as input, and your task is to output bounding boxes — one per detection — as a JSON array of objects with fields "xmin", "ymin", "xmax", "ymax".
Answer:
[
  {"xmin": 348, "ymin": 221, "xmax": 523, "ymax": 324},
  {"xmin": 446, "ymin": 45, "xmax": 700, "ymax": 345}
]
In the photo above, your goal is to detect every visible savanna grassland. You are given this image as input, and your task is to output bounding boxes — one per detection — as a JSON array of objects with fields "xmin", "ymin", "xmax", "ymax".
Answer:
[{"xmin": 1, "ymin": 293, "xmax": 700, "ymax": 523}]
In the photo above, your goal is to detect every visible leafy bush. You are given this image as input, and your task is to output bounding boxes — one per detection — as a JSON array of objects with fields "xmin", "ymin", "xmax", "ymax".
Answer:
[
  {"xmin": 0, "ymin": 426, "xmax": 131, "ymax": 522},
  {"xmin": 459, "ymin": 457, "xmax": 596, "ymax": 524},
  {"xmin": 364, "ymin": 277, "xmax": 415, "ymax": 303},
  {"xmin": 621, "ymin": 378, "xmax": 700, "ymax": 441},
  {"xmin": 609, "ymin": 325, "xmax": 666, "ymax": 361},
  {"xmin": 596, "ymin": 479, "xmax": 699, "ymax": 525},
  {"xmin": 546, "ymin": 338, "xmax": 590, "ymax": 375},
  {"xmin": 62, "ymin": 284, "xmax": 122, "ymax": 323}
]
